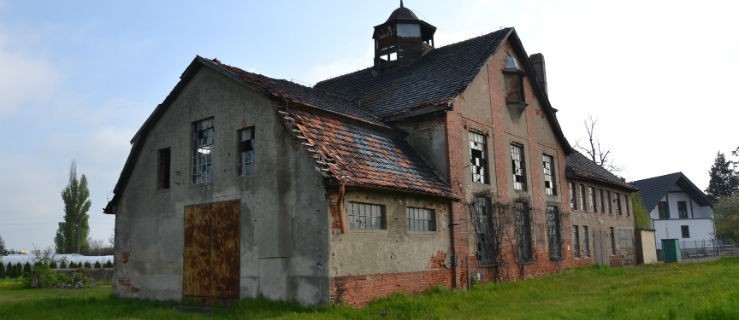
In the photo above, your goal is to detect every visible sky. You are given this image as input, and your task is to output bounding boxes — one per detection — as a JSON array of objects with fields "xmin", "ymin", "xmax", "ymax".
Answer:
[{"xmin": 0, "ymin": 0, "xmax": 737, "ymax": 251}]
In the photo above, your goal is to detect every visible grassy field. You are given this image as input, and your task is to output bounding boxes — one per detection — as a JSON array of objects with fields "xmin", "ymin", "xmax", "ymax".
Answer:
[{"xmin": 0, "ymin": 257, "xmax": 737, "ymax": 320}]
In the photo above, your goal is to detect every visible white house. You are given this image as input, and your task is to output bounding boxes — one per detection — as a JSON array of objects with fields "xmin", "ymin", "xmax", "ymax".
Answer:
[{"xmin": 632, "ymin": 172, "xmax": 715, "ymax": 253}]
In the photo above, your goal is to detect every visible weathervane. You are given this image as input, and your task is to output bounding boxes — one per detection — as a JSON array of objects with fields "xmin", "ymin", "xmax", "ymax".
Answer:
[{"xmin": 400, "ymin": 0, "xmax": 404, "ymax": 8}]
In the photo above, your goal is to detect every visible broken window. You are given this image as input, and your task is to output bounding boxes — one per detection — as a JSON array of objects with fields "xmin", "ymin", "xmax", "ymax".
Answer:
[
  {"xmin": 658, "ymin": 201, "xmax": 670, "ymax": 219},
  {"xmin": 625, "ymin": 194, "xmax": 631, "ymax": 216},
  {"xmin": 473, "ymin": 196, "xmax": 495, "ymax": 266},
  {"xmin": 511, "ymin": 144, "xmax": 527, "ymax": 190},
  {"xmin": 515, "ymin": 201, "xmax": 533, "ymax": 262},
  {"xmin": 542, "ymin": 154, "xmax": 556, "ymax": 195},
  {"xmin": 546, "ymin": 205, "xmax": 562, "ymax": 259},
  {"xmin": 588, "ymin": 187, "xmax": 596, "ymax": 212},
  {"xmin": 615, "ymin": 193, "xmax": 622, "ymax": 215},
  {"xmin": 610, "ymin": 227, "xmax": 616, "ymax": 255},
  {"xmin": 678, "ymin": 201, "xmax": 688, "ymax": 219},
  {"xmin": 681, "ymin": 225, "xmax": 690, "ymax": 238},
  {"xmin": 569, "ymin": 182, "xmax": 576, "ymax": 209},
  {"xmin": 607, "ymin": 191, "xmax": 613, "ymax": 214},
  {"xmin": 578, "ymin": 184, "xmax": 586, "ymax": 211},
  {"xmin": 619, "ymin": 229, "xmax": 635, "ymax": 257},
  {"xmin": 582, "ymin": 225, "xmax": 590, "ymax": 257},
  {"xmin": 238, "ymin": 127, "xmax": 255, "ymax": 176},
  {"xmin": 157, "ymin": 148, "xmax": 171, "ymax": 189},
  {"xmin": 407, "ymin": 207, "xmax": 436, "ymax": 232},
  {"xmin": 572, "ymin": 225, "xmax": 580, "ymax": 258},
  {"xmin": 599, "ymin": 189, "xmax": 606, "ymax": 213},
  {"xmin": 192, "ymin": 118, "xmax": 214, "ymax": 184},
  {"xmin": 469, "ymin": 132, "xmax": 489, "ymax": 184},
  {"xmin": 348, "ymin": 202, "xmax": 386, "ymax": 230}
]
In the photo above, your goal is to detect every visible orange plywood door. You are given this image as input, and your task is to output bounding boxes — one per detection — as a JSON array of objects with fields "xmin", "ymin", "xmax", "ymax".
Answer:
[{"xmin": 183, "ymin": 201, "xmax": 240, "ymax": 303}]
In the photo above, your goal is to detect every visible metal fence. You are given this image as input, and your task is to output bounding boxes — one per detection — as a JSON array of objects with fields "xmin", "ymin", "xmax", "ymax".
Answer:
[{"xmin": 656, "ymin": 240, "xmax": 737, "ymax": 262}]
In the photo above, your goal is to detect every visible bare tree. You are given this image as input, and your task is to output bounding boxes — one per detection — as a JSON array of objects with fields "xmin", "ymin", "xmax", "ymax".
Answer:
[{"xmin": 575, "ymin": 116, "xmax": 620, "ymax": 171}]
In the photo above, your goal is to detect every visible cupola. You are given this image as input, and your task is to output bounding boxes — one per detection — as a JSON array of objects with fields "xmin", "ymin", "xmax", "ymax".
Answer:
[{"xmin": 373, "ymin": 1, "xmax": 436, "ymax": 69}]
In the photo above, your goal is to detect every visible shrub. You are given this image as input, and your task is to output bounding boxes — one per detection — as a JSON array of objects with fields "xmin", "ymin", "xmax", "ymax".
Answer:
[
  {"xmin": 69, "ymin": 262, "xmax": 77, "ymax": 269},
  {"xmin": 23, "ymin": 262, "xmax": 32, "ymax": 276},
  {"xmin": 94, "ymin": 261, "xmax": 101, "ymax": 269},
  {"xmin": 83, "ymin": 262, "xmax": 92, "ymax": 269},
  {"xmin": 60, "ymin": 260, "xmax": 67, "ymax": 269},
  {"xmin": 49, "ymin": 260, "xmax": 58, "ymax": 269},
  {"xmin": 104, "ymin": 260, "xmax": 113, "ymax": 268},
  {"xmin": 6, "ymin": 263, "xmax": 17, "ymax": 278},
  {"xmin": 0, "ymin": 261, "xmax": 5, "ymax": 278},
  {"xmin": 31, "ymin": 264, "xmax": 69, "ymax": 288}
]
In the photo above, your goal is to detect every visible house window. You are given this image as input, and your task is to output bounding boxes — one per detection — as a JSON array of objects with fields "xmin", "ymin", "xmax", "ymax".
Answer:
[
  {"xmin": 678, "ymin": 201, "xmax": 688, "ymax": 219},
  {"xmin": 569, "ymin": 182, "xmax": 576, "ymax": 209},
  {"xmin": 572, "ymin": 225, "xmax": 580, "ymax": 258},
  {"xmin": 469, "ymin": 132, "xmax": 489, "ymax": 184},
  {"xmin": 515, "ymin": 201, "xmax": 533, "ymax": 262},
  {"xmin": 588, "ymin": 187, "xmax": 596, "ymax": 212},
  {"xmin": 474, "ymin": 196, "xmax": 495, "ymax": 265},
  {"xmin": 546, "ymin": 205, "xmax": 562, "ymax": 259},
  {"xmin": 503, "ymin": 55, "xmax": 525, "ymax": 105},
  {"xmin": 619, "ymin": 229, "xmax": 634, "ymax": 257},
  {"xmin": 609, "ymin": 227, "xmax": 616, "ymax": 255},
  {"xmin": 157, "ymin": 148, "xmax": 171, "ymax": 189},
  {"xmin": 407, "ymin": 207, "xmax": 436, "ymax": 232},
  {"xmin": 192, "ymin": 118, "xmax": 214, "ymax": 184},
  {"xmin": 658, "ymin": 201, "xmax": 670, "ymax": 219},
  {"xmin": 681, "ymin": 225, "xmax": 690, "ymax": 238},
  {"xmin": 615, "ymin": 193, "xmax": 622, "ymax": 215},
  {"xmin": 238, "ymin": 127, "xmax": 255, "ymax": 176},
  {"xmin": 625, "ymin": 194, "xmax": 631, "ymax": 216},
  {"xmin": 607, "ymin": 191, "xmax": 612, "ymax": 214},
  {"xmin": 348, "ymin": 202, "xmax": 386, "ymax": 230},
  {"xmin": 542, "ymin": 155, "xmax": 556, "ymax": 195},
  {"xmin": 511, "ymin": 144, "xmax": 527, "ymax": 190},
  {"xmin": 599, "ymin": 189, "xmax": 606, "ymax": 213},
  {"xmin": 578, "ymin": 184, "xmax": 586, "ymax": 211},
  {"xmin": 582, "ymin": 225, "xmax": 590, "ymax": 257}
]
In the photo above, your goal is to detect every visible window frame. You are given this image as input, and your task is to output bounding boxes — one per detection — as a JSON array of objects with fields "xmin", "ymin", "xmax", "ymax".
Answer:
[
  {"xmin": 474, "ymin": 195, "xmax": 496, "ymax": 266},
  {"xmin": 582, "ymin": 225, "xmax": 590, "ymax": 257},
  {"xmin": 681, "ymin": 225, "xmax": 690, "ymax": 238},
  {"xmin": 546, "ymin": 205, "xmax": 562, "ymax": 260},
  {"xmin": 515, "ymin": 201, "xmax": 533, "ymax": 263},
  {"xmin": 677, "ymin": 201, "xmax": 688, "ymax": 219},
  {"xmin": 578, "ymin": 184, "xmax": 586, "ymax": 211},
  {"xmin": 469, "ymin": 132, "xmax": 490, "ymax": 184},
  {"xmin": 511, "ymin": 143, "xmax": 527, "ymax": 191},
  {"xmin": 587, "ymin": 186, "xmax": 596, "ymax": 213},
  {"xmin": 406, "ymin": 207, "xmax": 437, "ymax": 232},
  {"xmin": 348, "ymin": 202, "xmax": 386, "ymax": 231},
  {"xmin": 157, "ymin": 147, "xmax": 171, "ymax": 189},
  {"xmin": 569, "ymin": 182, "xmax": 576, "ymax": 209},
  {"xmin": 572, "ymin": 225, "xmax": 580, "ymax": 258},
  {"xmin": 542, "ymin": 154, "xmax": 557, "ymax": 195},
  {"xmin": 237, "ymin": 127, "xmax": 256, "ymax": 176},
  {"xmin": 192, "ymin": 118, "xmax": 215, "ymax": 185},
  {"xmin": 658, "ymin": 201, "xmax": 670, "ymax": 219}
]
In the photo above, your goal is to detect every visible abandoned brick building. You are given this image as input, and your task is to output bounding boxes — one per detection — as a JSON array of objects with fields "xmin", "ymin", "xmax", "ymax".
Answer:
[{"xmin": 105, "ymin": 3, "xmax": 637, "ymax": 306}]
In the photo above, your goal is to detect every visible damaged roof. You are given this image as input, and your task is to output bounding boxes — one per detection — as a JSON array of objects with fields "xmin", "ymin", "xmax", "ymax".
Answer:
[{"xmin": 566, "ymin": 151, "xmax": 638, "ymax": 192}]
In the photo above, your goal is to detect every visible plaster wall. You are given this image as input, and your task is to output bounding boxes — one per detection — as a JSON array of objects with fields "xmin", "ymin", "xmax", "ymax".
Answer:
[
  {"xmin": 113, "ymin": 67, "xmax": 330, "ymax": 305},
  {"xmin": 329, "ymin": 189, "xmax": 451, "ymax": 277}
]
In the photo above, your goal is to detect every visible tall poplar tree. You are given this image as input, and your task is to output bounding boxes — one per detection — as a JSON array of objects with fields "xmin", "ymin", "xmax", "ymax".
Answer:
[{"xmin": 55, "ymin": 162, "xmax": 92, "ymax": 254}]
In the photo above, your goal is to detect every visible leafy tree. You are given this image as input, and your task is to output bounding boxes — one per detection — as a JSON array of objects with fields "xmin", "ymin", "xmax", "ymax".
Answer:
[
  {"xmin": 59, "ymin": 260, "xmax": 67, "ymax": 269},
  {"xmin": 6, "ymin": 263, "xmax": 17, "ymax": 278},
  {"xmin": 104, "ymin": 260, "xmax": 113, "ymax": 268},
  {"xmin": 84, "ymin": 261, "xmax": 92, "ymax": 269},
  {"xmin": 0, "ymin": 235, "xmax": 6, "ymax": 255},
  {"xmin": 55, "ymin": 161, "xmax": 92, "ymax": 254},
  {"xmin": 23, "ymin": 262, "xmax": 32, "ymax": 276},
  {"xmin": 49, "ymin": 260, "xmax": 58, "ymax": 269},
  {"xmin": 0, "ymin": 262, "xmax": 5, "ymax": 278},
  {"xmin": 714, "ymin": 194, "xmax": 739, "ymax": 245},
  {"xmin": 94, "ymin": 261, "xmax": 101, "ymax": 269},
  {"xmin": 706, "ymin": 151, "xmax": 739, "ymax": 202}
]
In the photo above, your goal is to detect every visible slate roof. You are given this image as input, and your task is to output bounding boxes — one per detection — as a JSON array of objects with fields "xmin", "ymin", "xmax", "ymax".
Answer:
[
  {"xmin": 631, "ymin": 172, "xmax": 712, "ymax": 212},
  {"xmin": 315, "ymin": 28, "xmax": 512, "ymax": 118},
  {"xmin": 565, "ymin": 151, "xmax": 638, "ymax": 192}
]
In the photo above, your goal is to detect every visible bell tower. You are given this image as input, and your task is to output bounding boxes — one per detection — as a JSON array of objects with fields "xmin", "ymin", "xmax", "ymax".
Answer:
[{"xmin": 373, "ymin": 1, "xmax": 436, "ymax": 69}]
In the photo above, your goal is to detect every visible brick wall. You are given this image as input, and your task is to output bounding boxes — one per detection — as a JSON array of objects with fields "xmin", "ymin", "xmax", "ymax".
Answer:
[{"xmin": 329, "ymin": 269, "xmax": 452, "ymax": 306}]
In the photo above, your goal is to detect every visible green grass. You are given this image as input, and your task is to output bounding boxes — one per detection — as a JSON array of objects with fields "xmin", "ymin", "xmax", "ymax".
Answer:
[{"xmin": 1, "ymin": 258, "xmax": 738, "ymax": 319}]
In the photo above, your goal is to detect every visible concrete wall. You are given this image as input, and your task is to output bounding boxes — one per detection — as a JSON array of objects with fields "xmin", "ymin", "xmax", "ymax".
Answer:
[
  {"xmin": 113, "ymin": 67, "xmax": 330, "ymax": 305},
  {"xmin": 328, "ymin": 189, "xmax": 452, "ymax": 304}
]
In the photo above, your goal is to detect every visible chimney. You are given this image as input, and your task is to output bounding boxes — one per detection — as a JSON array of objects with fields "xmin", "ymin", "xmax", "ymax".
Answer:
[{"xmin": 529, "ymin": 53, "xmax": 547, "ymax": 96}]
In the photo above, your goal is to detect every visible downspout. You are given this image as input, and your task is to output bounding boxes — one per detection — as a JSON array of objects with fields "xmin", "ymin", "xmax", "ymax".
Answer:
[{"xmin": 337, "ymin": 183, "xmax": 347, "ymax": 233}]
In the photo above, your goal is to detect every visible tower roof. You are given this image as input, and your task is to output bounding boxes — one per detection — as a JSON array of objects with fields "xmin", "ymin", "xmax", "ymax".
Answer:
[{"xmin": 387, "ymin": 5, "xmax": 418, "ymax": 22}]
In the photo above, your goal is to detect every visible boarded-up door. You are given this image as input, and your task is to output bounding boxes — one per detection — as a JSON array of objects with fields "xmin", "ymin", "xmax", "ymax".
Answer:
[
  {"xmin": 184, "ymin": 200, "xmax": 240, "ymax": 303},
  {"xmin": 594, "ymin": 229, "xmax": 609, "ymax": 266}
]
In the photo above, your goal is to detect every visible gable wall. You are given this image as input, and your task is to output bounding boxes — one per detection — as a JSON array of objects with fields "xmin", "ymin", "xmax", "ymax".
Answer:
[
  {"xmin": 113, "ymin": 67, "xmax": 330, "ymax": 305},
  {"xmin": 444, "ymin": 38, "xmax": 571, "ymax": 284}
]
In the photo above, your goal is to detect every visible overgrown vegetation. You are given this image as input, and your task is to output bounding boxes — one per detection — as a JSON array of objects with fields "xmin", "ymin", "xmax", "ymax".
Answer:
[
  {"xmin": 1, "ymin": 258, "xmax": 737, "ymax": 319},
  {"xmin": 631, "ymin": 192, "xmax": 651, "ymax": 230}
]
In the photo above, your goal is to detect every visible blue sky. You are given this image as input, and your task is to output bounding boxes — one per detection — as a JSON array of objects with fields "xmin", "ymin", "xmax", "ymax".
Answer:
[{"xmin": 1, "ymin": 0, "xmax": 737, "ymax": 250}]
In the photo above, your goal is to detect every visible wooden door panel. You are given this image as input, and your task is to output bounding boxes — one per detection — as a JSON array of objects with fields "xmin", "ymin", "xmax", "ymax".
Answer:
[{"xmin": 183, "ymin": 201, "xmax": 240, "ymax": 302}]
